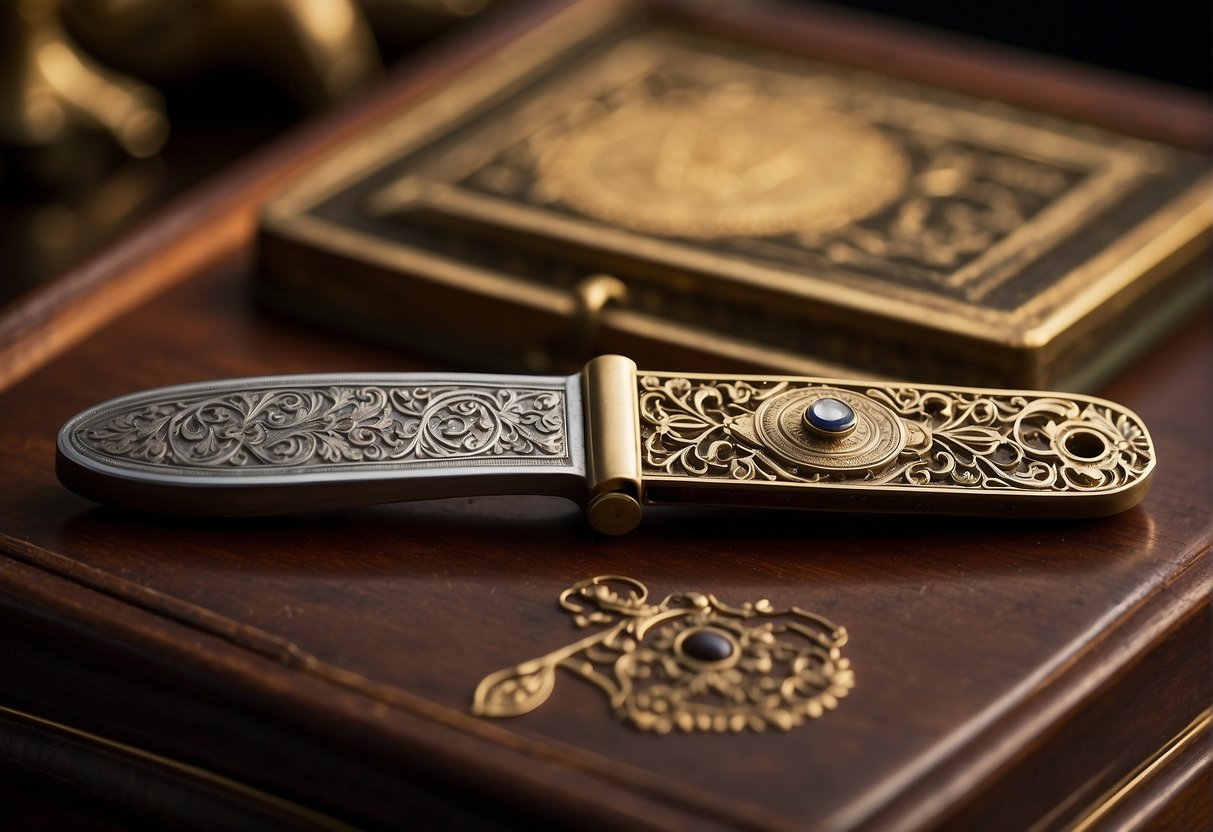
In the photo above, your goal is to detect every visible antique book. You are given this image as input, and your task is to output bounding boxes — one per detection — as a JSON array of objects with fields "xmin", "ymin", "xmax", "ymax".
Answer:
[
  {"xmin": 256, "ymin": 0, "xmax": 1211, "ymax": 390},
  {"xmin": 0, "ymin": 1, "xmax": 1209, "ymax": 830}
]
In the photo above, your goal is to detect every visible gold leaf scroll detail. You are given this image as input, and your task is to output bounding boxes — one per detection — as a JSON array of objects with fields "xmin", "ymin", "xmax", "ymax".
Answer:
[{"xmin": 471, "ymin": 576, "xmax": 853, "ymax": 734}]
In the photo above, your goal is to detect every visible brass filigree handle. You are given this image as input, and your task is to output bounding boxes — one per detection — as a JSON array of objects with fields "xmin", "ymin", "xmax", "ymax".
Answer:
[
  {"xmin": 634, "ymin": 368, "xmax": 1155, "ymax": 523},
  {"xmin": 472, "ymin": 576, "xmax": 853, "ymax": 734},
  {"xmin": 56, "ymin": 356, "xmax": 1155, "ymax": 532}
]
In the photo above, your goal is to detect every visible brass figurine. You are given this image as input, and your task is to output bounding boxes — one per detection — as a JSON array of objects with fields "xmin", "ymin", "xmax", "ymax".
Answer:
[
  {"xmin": 61, "ymin": 0, "xmax": 381, "ymax": 111},
  {"xmin": 0, "ymin": 0, "xmax": 167, "ymax": 178}
]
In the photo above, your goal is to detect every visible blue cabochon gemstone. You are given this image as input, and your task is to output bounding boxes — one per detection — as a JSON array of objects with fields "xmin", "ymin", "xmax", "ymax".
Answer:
[{"xmin": 805, "ymin": 397, "xmax": 857, "ymax": 435}]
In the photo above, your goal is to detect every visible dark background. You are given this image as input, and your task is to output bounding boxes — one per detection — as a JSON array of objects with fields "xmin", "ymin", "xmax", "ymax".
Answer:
[{"xmin": 822, "ymin": 1, "xmax": 1211, "ymax": 93}]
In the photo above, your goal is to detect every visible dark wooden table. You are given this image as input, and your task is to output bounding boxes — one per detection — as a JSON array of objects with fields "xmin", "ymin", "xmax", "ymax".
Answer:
[{"xmin": 0, "ymin": 4, "xmax": 1209, "ymax": 829}]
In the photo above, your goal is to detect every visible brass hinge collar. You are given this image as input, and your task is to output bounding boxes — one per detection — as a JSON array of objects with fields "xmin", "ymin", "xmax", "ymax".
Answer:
[{"xmin": 581, "ymin": 354, "xmax": 642, "ymax": 534}]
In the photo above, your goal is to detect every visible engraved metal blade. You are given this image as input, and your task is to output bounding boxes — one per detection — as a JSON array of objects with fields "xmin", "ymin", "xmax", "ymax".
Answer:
[
  {"xmin": 57, "ymin": 372, "xmax": 586, "ymax": 517},
  {"xmin": 56, "ymin": 357, "xmax": 1155, "ymax": 533}
]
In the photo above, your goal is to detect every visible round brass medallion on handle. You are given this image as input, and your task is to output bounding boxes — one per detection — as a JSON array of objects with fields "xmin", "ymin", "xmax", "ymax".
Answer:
[{"xmin": 754, "ymin": 387, "xmax": 906, "ymax": 472}]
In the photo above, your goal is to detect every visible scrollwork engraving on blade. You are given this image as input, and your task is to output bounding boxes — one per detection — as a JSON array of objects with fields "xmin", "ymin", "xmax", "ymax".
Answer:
[
  {"xmin": 472, "ymin": 576, "xmax": 853, "ymax": 734},
  {"xmin": 68, "ymin": 380, "xmax": 570, "ymax": 476},
  {"xmin": 638, "ymin": 374, "xmax": 1154, "ymax": 494}
]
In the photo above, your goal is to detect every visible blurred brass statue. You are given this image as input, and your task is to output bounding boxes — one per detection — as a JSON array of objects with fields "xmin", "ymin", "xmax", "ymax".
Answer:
[
  {"xmin": 1, "ymin": 0, "xmax": 504, "ymax": 190},
  {"xmin": 0, "ymin": 0, "xmax": 168, "ymax": 186},
  {"xmin": 61, "ymin": 0, "xmax": 382, "ymax": 112}
]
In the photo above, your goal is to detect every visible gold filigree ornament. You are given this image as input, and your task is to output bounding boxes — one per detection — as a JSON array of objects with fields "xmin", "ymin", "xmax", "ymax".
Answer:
[{"xmin": 471, "ymin": 576, "xmax": 853, "ymax": 734}]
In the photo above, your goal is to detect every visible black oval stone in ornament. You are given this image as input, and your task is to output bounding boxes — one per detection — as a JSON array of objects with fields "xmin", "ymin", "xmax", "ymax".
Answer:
[{"xmin": 681, "ymin": 628, "xmax": 734, "ymax": 662}]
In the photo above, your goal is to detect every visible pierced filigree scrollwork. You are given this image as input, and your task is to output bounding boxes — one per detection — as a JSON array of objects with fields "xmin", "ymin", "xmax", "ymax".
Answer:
[
  {"xmin": 74, "ymin": 383, "xmax": 567, "ymax": 472},
  {"xmin": 472, "ymin": 576, "xmax": 852, "ymax": 734},
  {"xmin": 638, "ymin": 374, "xmax": 1154, "ymax": 494},
  {"xmin": 639, "ymin": 376, "xmax": 804, "ymax": 482}
]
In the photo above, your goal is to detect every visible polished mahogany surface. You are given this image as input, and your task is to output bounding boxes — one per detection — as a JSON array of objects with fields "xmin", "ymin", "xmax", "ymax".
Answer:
[{"xmin": 0, "ymin": 3, "xmax": 1208, "ymax": 830}]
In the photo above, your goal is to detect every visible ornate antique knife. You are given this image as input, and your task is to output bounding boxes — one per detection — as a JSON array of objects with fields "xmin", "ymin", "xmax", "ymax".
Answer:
[{"xmin": 56, "ymin": 356, "xmax": 1155, "ymax": 533}]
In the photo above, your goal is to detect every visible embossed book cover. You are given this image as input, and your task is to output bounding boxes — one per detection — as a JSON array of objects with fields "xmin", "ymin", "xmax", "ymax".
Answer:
[{"xmin": 258, "ymin": 0, "xmax": 1210, "ymax": 388}]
